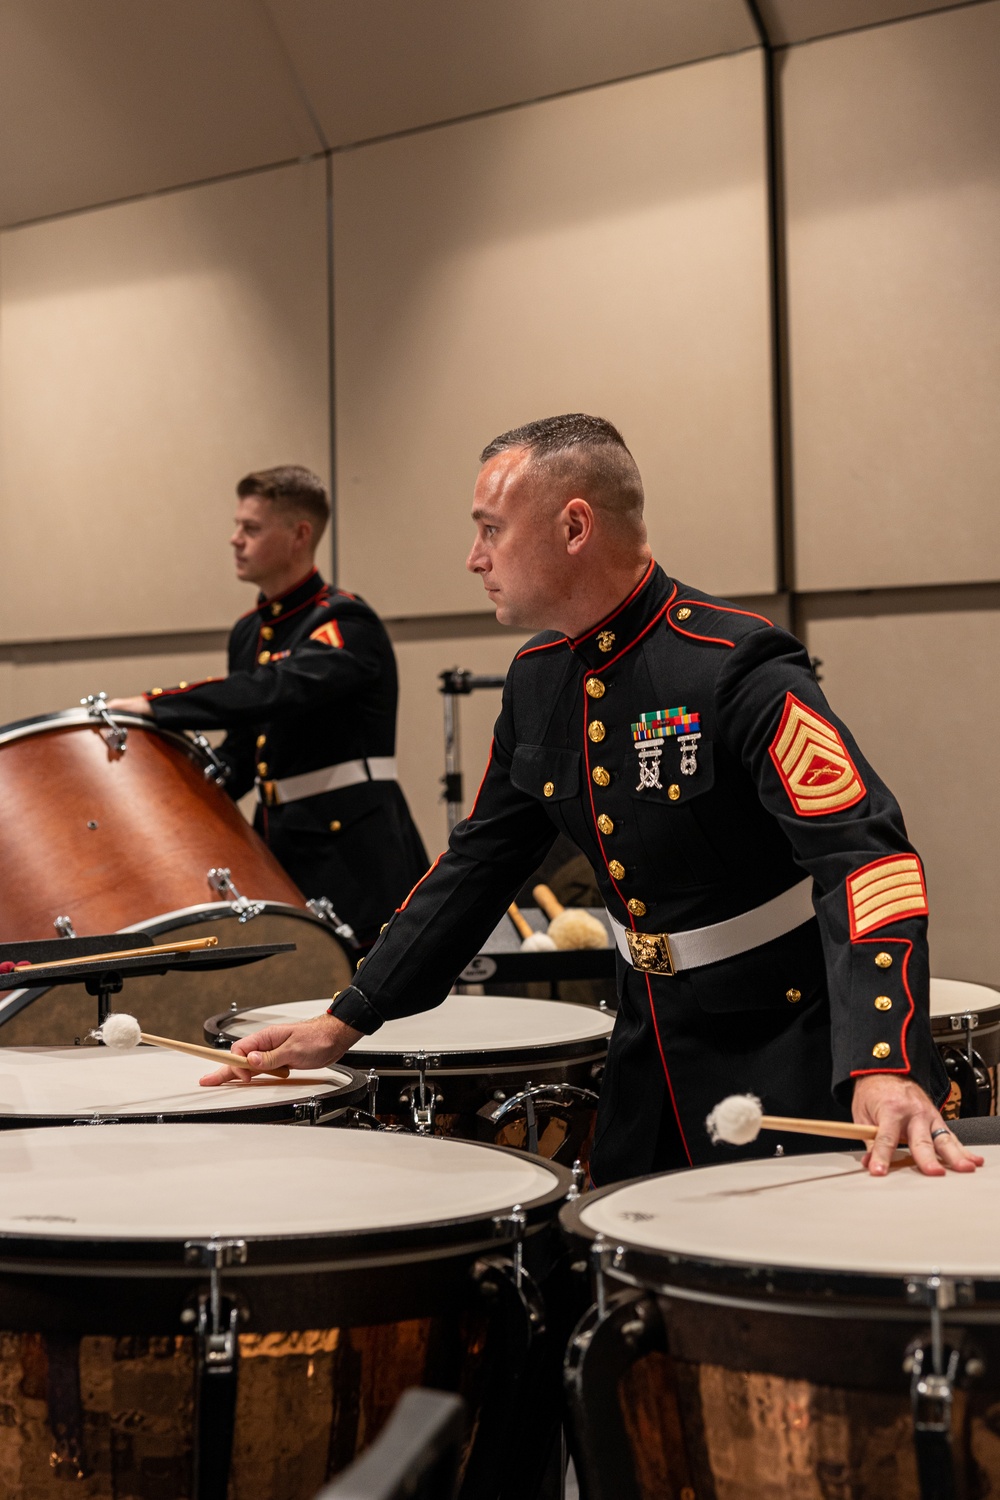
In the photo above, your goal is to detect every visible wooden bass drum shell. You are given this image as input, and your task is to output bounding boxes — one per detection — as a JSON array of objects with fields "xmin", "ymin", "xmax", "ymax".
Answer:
[{"xmin": 0, "ymin": 711, "xmax": 353, "ymax": 1043}]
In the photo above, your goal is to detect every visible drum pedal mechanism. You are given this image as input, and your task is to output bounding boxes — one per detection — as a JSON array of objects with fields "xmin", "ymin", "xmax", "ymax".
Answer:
[
  {"xmin": 183, "ymin": 1237, "xmax": 248, "ymax": 1374},
  {"xmin": 207, "ymin": 867, "xmax": 265, "ymax": 924},
  {"xmin": 81, "ymin": 693, "xmax": 127, "ymax": 754}
]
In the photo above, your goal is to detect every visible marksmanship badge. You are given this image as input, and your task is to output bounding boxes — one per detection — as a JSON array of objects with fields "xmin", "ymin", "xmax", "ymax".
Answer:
[{"xmin": 631, "ymin": 707, "xmax": 702, "ymax": 789}]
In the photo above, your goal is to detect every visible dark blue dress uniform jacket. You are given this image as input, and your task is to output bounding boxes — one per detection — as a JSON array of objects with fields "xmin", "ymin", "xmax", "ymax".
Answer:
[
  {"xmin": 330, "ymin": 562, "xmax": 947, "ymax": 1182},
  {"xmin": 147, "ymin": 569, "xmax": 428, "ymax": 946}
]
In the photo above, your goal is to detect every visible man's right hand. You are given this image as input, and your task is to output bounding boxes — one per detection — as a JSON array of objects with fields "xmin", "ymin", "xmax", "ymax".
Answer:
[{"xmin": 199, "ymin": 1014, "xmax": 364, "ymax": 1086}]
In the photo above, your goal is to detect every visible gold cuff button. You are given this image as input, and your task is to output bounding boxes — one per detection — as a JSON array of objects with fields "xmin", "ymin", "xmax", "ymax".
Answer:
[
  {"xmin": 627, "ymin": 898, "xmax": 646, "ymax": 917},
  {"xmin": 592, "ymin": 766, "xmax": 610, "ymax": 787},
  {"xmin": 588, "ymin": 721, "xmax": 606, "ymax": 743},
  {"xmin": 608, "ymin": 860, "xmax": 625, "ymax": 880},
  {"xmin": 585, "ymin": 677, "xmax": 605, "ymax": 699},
  {"xmin": 597, "ymin": 814, "xmax": 614, "ymax": 835},
  {"xmin": 875, "ymin": 952, "xmax": 893, "ymax": 969},
  {"xmin": 872, "ymin": 1042, "xmax": 891, "ymax": 1060},
  {"xmin": 261, "ymin": 626, "xmax": 274, "ymax": 641},
  {"xmin": 874, "ymin": 995, "xmax": 892, "ymax": 1011},
  {"xmin": 668, "ymin": 784, "xmax": 681, "ymax": 801},
  {"xmin": 256, "ymin": 734, "xmax": 267, "ymax": 749},
  {"xmin": 258, "ymin": 651, "xmax": 271, "ymax": 665},
  {"xmin": 676, "ymin": 607, "xmax": 692, "ymax": 621},
  {"xmin": 786, "ymin": 988, "xmax": 802, "ymax": 1003},
  {"xmin": 257, "ymin": 762, "xmax": 268, "ymax": 776},
  {"xmin": 597, "ymin": 631, "xmax": 615, "ymax": 652},
  {"xmin": 329, "ymin": 820, "xmax": 342, "ymax": 832},
  {"xmin": 543, "ymin": 781, "xmax": 555, "ymax": 798}
]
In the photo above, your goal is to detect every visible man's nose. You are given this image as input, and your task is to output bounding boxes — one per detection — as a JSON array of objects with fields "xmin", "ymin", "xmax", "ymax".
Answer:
[{"xmin": 466, "ymin": 539, "xmax": 485, "ymax": 574}]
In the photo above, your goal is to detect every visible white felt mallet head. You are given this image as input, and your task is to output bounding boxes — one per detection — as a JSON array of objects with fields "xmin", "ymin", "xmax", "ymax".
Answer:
[
  {"xmin": 520, "ymin": 931, "xmax": 558, "ymax": 953},
  {"xmin": 706, "ymin": 1093, "xmax": 763, "ymax": 1146},
  {"xmin": 94, "ymin": 1012, "xmax": 142, "ymax": 1050}
]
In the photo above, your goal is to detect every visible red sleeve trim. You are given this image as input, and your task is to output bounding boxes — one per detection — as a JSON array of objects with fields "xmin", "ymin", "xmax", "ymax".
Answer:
[
  {"xmin": 467, "ymin": 739, "xmax": 495, "ymax": 820},
  {"xmin": 849, "ymin": 936, "xmax": 914, "ymax": 1078},
  {"xmin": 149, "ymin": 677, "xmax": 224, "ymax": 699},
  {"xmin": 397, "ymin": 851, "xmax": 445, "ymax": 913}
]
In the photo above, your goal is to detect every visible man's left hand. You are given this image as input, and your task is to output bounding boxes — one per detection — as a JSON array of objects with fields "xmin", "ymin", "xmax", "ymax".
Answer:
[
  {"xmin": 853, "ymin": 1074, "xmax": 984, "ymax": 1177},
  {"xmin": 106, "ymin": 696, "xmax": 152, "ymax": 717}
]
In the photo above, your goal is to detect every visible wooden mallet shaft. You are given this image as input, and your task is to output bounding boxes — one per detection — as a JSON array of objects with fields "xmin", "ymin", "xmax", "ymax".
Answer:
[
  {"xmin": 760, "ymin": 1114, "xmax": 878, "ymax": 1143},
  {"xmin": 532, "ymin": 884, "xmax": 564, "ymax": 920},
  {"xmin": 139, "ymin": 1031, "xmax": 289, "ymax": 1078},
  {"xmin": 507, "ymin": 902, "xmax": 534, "ymax": 941}
]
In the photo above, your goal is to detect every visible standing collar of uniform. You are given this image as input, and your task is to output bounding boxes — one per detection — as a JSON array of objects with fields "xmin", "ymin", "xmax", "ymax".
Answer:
[
  {"xmin": 568, "ymin": 561, "xmax": 676, "ymax": 671},
  {"xmin": 253, "ymin": 568, "xmax": 327, "ymax": 621}
]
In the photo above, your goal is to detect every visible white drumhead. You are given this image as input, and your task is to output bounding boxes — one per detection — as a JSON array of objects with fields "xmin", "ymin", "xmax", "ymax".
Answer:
[
  {"xmin": 930, "ymin": 977, "xmax": 1000, "ymax": 1019},
  {"xmin": 0, "ymin": 1124, "xmax": 558, "ymax": 1239},
  {"xmin": 227, "ymin": 994, "xmax": 614, "ymax": 1053},
  {"xmin": 581, "ymin": 1147, "xmax": 1000, "ymax": 1279},
  {"xmin": 0, "ymin": 1047, "xmax": 354, "ymax": 1117}
]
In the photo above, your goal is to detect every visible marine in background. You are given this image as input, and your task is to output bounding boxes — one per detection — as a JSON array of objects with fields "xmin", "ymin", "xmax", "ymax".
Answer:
[{"xmin": 110, "ymin": 465, "xmax": 428, "ymax": 947}]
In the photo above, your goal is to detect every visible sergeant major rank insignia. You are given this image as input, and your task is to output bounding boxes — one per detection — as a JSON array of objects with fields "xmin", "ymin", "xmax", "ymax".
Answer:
[{"xmin": 631, "ymin": 707, "xmax": 702, "ymax": 789}]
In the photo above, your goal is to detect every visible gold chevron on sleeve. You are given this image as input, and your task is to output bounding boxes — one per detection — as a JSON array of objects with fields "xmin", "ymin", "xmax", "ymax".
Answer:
[
  {"xmin": 769, "ymin": 693, "xmax": 865, "ymax": 817},
  {"xmin": 848, "ymin": 855, "xmax": 928, "ymax": 938}
]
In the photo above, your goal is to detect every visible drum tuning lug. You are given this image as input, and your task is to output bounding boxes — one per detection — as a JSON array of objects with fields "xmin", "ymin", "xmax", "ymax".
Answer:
[
  {"xmin": 492, "ymin": 1204, "xmax": 527, "ymax": 1287},
  {"xmin": 207, "ymin": 867, "xmax": 265, "ymax": 923},
  {"xmin": 566, "ymin": 1159, "xmax": 586, "ymax": 1200},
  {"xmin": 591, "ymin": 1235, "xmax": 611, "ymax": 1319},
  {"xmin": 366, "ymin": 1068, "xmax": 378, "ymax": 1114},
  {"xmin": 184, "ymin": 1238, "xmax": 248, "ymax": 1376},
  {"xmin": 54, "ymin": 915, "xmax": 77, "ymax": 939},
  {"xmin": 191, "ymin": 734, "xmax": 232, "ymax": 785},
  {"xmin": 408, "ymin": 1051, "xmax": 437, "ymax": 1135},
  {"xmin": 293, "ymin": 1099, "xmax": 322, "ymax": 1125},
  {"xmin": 306, "ymin": 896, "xmax": 359, "ymax": 948},
  {"xmin": 82, "ymin": 693, "xmax": 128, "ymax": 754}
]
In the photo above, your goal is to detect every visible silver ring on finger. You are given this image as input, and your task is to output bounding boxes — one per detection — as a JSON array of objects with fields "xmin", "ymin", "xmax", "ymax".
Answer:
[{"xmin": 930, "ymin": 1127, "xmax": 951, "ymax": 1141}]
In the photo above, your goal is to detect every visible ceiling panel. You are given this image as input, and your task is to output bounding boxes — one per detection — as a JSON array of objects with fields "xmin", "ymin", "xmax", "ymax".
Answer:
[
  {"xmin": 267, "ymin": 0, "xmax": 758, "ymax": 147},
  {"xmin": 756, "ymin": 0, "xmax": 978, "ymax": 46},
  {"xmin": 0, "ymin": 0, "xmax": 322, "ymax": 228}
]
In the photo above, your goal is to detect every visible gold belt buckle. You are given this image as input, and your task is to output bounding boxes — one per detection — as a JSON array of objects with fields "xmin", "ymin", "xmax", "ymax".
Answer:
[{"xmin": 625, "ymin": 929, "xmax": 676, "ymax": 977}]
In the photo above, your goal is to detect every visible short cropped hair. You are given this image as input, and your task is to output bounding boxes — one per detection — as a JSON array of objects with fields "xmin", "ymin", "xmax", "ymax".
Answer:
[
  {"xmin": 236, "ymin": 465, "xmax": 329, "ymax": 542},
  {"xmin": 480, "ymin": 414, "xmax": 644, "ymax": 533}
]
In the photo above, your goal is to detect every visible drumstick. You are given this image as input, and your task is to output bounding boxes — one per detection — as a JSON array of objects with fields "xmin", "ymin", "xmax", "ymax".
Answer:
[
  {"xmin": 507, "ymin": 902, "xmax": 534, "ymax": 940},
  {"xmin": 706, "ymin": 1094, "xmax": 879, "ymax": 1147},
  {"xmin": 8, "ymin": 936, "xmax": 219, "ymax": 972},
  {"xmin": 532, "ymin": 884, "xmax": 564, "ymax": 920},
  {"xmin": 96, "ymin": 1013, "xmax": 289, "ymax": 1077}
]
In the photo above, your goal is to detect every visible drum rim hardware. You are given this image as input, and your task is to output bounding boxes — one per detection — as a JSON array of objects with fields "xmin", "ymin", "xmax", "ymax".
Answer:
[
  {"xmin": 207, "ymin": 867, "xmax": 265, "ymax": 923},
  {"xmin": 81, "ymin": 693, "xmax": 128, "ymax": 754}
]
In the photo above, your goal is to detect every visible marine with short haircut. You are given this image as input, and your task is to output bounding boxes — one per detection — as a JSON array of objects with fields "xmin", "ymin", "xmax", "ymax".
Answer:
[
  {"xmin": 200, "ymin": 418, "xmax": 981, "ymax": 1184},
  {"xmin": 110, "ymin": 465, "xmax": 428, "ymax": 946}
]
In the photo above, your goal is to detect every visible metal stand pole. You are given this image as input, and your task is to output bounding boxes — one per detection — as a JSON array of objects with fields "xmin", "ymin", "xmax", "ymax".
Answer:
[{"xmin": 438, "ymin": 669, "xmax": 506, "ymax": 833}]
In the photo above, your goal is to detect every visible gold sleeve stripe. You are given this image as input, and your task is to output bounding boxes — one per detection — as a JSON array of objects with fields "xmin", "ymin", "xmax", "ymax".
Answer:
[
  {"xmin": 769, "ymin": 693, "xmax": 866, "ymax": 817},
  {"xmin": 848, "ymin": 855, "xmax": 928, "ymax": 939}
]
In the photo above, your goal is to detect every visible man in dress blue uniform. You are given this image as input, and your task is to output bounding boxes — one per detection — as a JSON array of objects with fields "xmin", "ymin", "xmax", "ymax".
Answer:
[
  {"xmin": 110, "ymin": 465, "xmax": 427, "ymax": 947},
  {"xmin": 201, "ymin": 421, "xmax": 981, "ymax": 1182}
]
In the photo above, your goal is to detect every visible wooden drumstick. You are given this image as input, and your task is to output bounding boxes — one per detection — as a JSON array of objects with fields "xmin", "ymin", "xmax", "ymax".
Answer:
[
  {"xmin": 507, "ymin": 902, "xmax": 534, "ymax": 940},
  {"xmin": 8, "ymin": 935, "xmax": 219, "ymax": 973},
  {"xmin": 532, "ymin": 884, "xmax": 564, "ymax": 920},
  {"xmin": 706, "ymin": 1095, "xmax": 879, "ymax": 1147}
]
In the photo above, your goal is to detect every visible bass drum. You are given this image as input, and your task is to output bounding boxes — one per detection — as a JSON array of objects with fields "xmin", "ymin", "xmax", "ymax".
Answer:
[{"xmin": 0, "ymin": 709, "xmax": 354, "ymax": 1045}]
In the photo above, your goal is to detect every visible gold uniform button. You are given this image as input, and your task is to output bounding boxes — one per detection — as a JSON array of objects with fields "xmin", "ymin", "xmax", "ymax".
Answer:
[
  {"xmin": 261, "ymin": 626, "xmax": 274, "ymax": 641},
  {"xmin": 592, "ymin": 766, "xmax": 611, "ymax": 787},
  {"xmin": 256, "ymin": 734, "xmax": 267, "ymax": 749},
  {"xmin": 543, "ymin": 781, "xmax": 555, "ymax": 798},
  {"xmin": 178, "ymin": 681, "xmax": 188, "ymax": 689},
  {"xmin": 597, "ymin": 814, "xmax": 614, "ymax": 835},
  {"xmin": 585, "ymin": 677, "xmax": 605, "ymax": 699},
  {"xmin": 872, "ymin": 1042, "xmax": 891, "ymax": 1060},
  {"xmin": 668, "ymin": 784, "xmax": 681, "ymax": 801},
  {"xmin": 786, "ymin": 988, "xmax": 802, "ymax": 1003},
  {"xmin": 258, "ymin": 651, "xmax": 271, "ymax": 665},
  {"xmin": 597, "ymin": 630, "xmax": 615, "ymax": 653},
  {"xmin": 150, "ymin": 688, "xmax": 163, "ymax": 697},
  {"xmin": 676, "ymin": 607, "xmax": 692, "ymax": 621},
  {"xmin": 875, "ymin": 952, "xmax": 893, "ymax": 969},
  {"xmin": 875, "ymin": 995, "xmax": 892, "ymax": 1011},
  {"xmin": 627, "ymin": 898, "xmax": 646, "ymax": 917},
  {"xmin": 588, "ymin": 721, "xmax": 606, "ymax": 743},
  {"xmin": 608, "ymin": 860, "xmax": 625, "ymax": 880},
  {"xmin": 329, "ymin": 820, "xmax": 342, "ymax": 832},
  {"xmin": 257, "ymin": 762, "xmax": 268, "ymax": 776}
]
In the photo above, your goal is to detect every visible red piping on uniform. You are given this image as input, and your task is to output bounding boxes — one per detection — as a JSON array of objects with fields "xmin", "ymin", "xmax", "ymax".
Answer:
[
  {"xmin": 570, "ymin": 558, "xmax": 656, "ymax": 648},
  {"xmin": 397, "ymin": 852, "xmax": 445, "ymax": 913},
  {"xmin": 849, "ymin": 936, "xmax": 914, "ymax": 1078},
  {"xmin": 467, "ymin": 739, "xmax": 495, "ymax": 820},
  {"xmin": 674, "ymin": 599, "xmax": 774, "ymax": 629},
  {"xmin": 237, "ymin": 568, "xmax": 321, "ymax": 621},
  {"xmin": 582, "ymin": 691, "xmax": 626, "ymax": 905},
  {"xmin": 644, "ymin": 971, "xmax": 693, "ymax": 1166},
  {"xmin": 594, "ymin": 585, "xmax": 678, "ymax": 672},
  {"xmin": 149, "ymin": 677, "xmax": 224, "ymax": 699},
  {"xmin": 669, "ymin": 622, "xmax": 736, "ymax": 649},
  {"xmin": 516, "ymin": 637, "xmax": 568, "ymax": 659}
]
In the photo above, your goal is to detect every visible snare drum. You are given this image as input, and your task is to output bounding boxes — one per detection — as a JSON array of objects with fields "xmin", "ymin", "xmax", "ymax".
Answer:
[
  {"xmin": 931, "ymin": 977, "xmax": 1000, "ymax": 1118},
  {"xmin": 208, "ymin": 994, "xmax": 614, "ymax": 1163},
  {"xmin": 563, "ymin": 1149, "xmax": 1000, "ymax": 1500},
  {"xmin": 0, "ymin": 1126, "xmax": 570, "ymax": 1497},
  {"xmin": 0, "ymin": 1045, "xmax": 368, "ymax": 1127}
]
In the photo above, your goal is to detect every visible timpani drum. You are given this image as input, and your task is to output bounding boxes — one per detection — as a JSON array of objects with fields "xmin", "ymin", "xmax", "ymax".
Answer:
[
  {"xmin": 207, "ymin": 994, "xmax": 614, "ymax": 1164},
  {"xmin": 0, "ymin": 1126, "xmax": 571, "ymax": 1498},
  {"xmin": 562, "ymin": 1148, "xmax": 1000, "ymax": 1500},
  {"xmin": 0, "ymin": 708, "xmax": 354, "ymax": 1047},
  {"xmin": 931, "ymin": 977, "xmax": 1000, "ymax": 1118},
  {"xmin": 0, "ymin": 1046, "xmax": 369, "ymax": 1128}
]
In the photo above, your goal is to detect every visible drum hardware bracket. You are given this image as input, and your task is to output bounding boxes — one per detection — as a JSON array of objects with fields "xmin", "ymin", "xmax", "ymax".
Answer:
[
  {"xmin": 206, "ymin": 867, "xmax": 265, "ymax": 923},
  {"xmin": 54, "ymin": 915, "xmax": 77, "ymax": 939},
  {"xmin": 306, "ymin": 896, "xmax": 359, "ymax": 948},
  {"xmin": 949, "ymin": 1011, "xmax": 980, "ymax": 1066},
  {"xmin": 293, "ymin": 1099, "xmax": 322, "ymax": 1125},
  {"xmin": 566, "ymin": 1159, "xmax": 586, "ymax": 1201},
  {"xmin": 81, "ymin": 693, "xmax": 128, "ymax": 754},
  {"xmin": 492, "ymin": 1204, "xmax": 528, "ymax": 1288},
  {"xmin": 184, "ymin": 1238, "xmax": 248, "ymax": 1375},
  {"xmin": 84, "ymin": 969, "xmax": 123, "ymax": 1029},
  {"xmin": 366, "ymin": 1068, "xmax": 378, "ymax": 1114},
  {"xmin": 403, "ymin": 1052, "xmax": 441, "ymax": 1134},
  {"xmin": 191, "ymin": 734, "xmax": 232, "ymax": 785},
  {"xmin": 904, "ymin": 1274, "xmax": 973, "ymax": 1500}
]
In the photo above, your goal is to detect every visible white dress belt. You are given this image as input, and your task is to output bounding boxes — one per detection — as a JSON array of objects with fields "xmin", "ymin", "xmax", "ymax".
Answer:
[
  {"xmin": 257, "ymin": 756, "xmax": 398, "ymax": 805},
  {"xmin": 608, "ymin": 877, "xmax": 815, "ymax": 975}
]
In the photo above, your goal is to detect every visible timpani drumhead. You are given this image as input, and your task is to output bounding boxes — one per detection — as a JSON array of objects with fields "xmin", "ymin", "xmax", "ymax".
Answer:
[
  {"xmin": 0, "ymin": 1046, "xmax": 358, "ymax": 1122},
  {"xmin": 0, "ymin": 1123, "xmax": 561, "ymax": 1240},
  {"xmin": 930, "ymin": 976, "xmax": 1000, "ymax": 1022},
  {"xmin": 221, "ymin": 994, "xmax": 615, "ymax": 1055},
  {"xmin": 578, "ymin": 1147, "xmax": 1000, "ymax": 1281}
]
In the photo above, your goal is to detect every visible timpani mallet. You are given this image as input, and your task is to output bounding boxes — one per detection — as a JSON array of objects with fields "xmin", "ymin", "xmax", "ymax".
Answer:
[
  {"xmin": 706, "ymin": 1094, "xmax": 878, "ymax": 1146},
  {"xmin": 94, "ymin": 1013, "xmax": 290, "ymax": 1078},
  {"xmin": 507, "ymin": 902, "xmax": 557, "ymax": 953},
  {"xmin": 532, "ymin": 884, "xmax": 609, "ymax": 951}
]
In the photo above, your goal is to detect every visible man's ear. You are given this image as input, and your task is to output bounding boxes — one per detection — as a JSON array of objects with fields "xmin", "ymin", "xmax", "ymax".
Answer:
[{"xmin": 564, "ymin": 499, "xmax": 594, "ymax": 555}]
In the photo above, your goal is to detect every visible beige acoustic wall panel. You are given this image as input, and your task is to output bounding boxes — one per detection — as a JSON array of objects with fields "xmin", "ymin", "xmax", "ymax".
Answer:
[
  {"xmin": 0, "ymin": 161, "xmax": 330, "ymax": 643},
  {"xmin": 785, "ymin": 4, "xmax": 1000, "ymax": 590},
  {"xmin": 803, "ymin": 596, "xmax": 1000, "ymax": 984},
  {"xmin": 0, "ymin": 648, "xmax": 227, "ymax": 729},
  {"xmin": 335, "ymin": 52, "xmax": 776, "ymax": 619}
]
